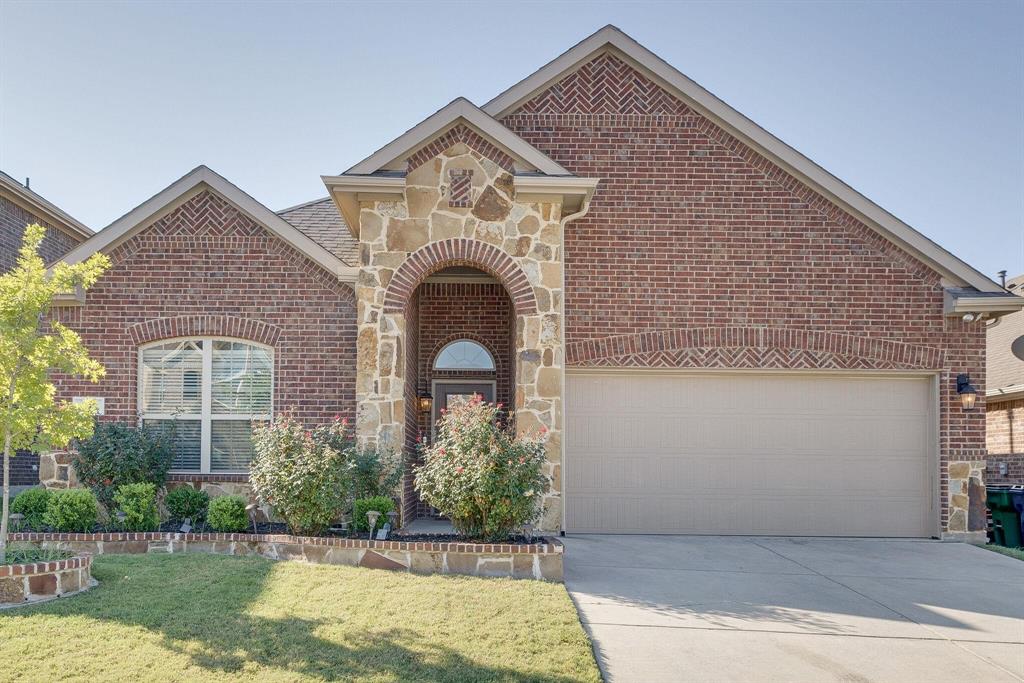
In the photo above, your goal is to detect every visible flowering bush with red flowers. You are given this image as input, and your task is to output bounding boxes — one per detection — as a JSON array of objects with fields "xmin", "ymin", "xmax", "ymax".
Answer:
[
  {"xmin": 250, "ymin": 414, "xmax": 354, "ymax": 536},
  {"xmin": 414, "ymin": 396, "xmax": 548, "ymax": 542}
]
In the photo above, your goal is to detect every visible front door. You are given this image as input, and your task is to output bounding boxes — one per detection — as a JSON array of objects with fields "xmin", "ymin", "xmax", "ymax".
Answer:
[{"xmin": 432, "ymin": 382, "xmax": 495, "ymax": 434}]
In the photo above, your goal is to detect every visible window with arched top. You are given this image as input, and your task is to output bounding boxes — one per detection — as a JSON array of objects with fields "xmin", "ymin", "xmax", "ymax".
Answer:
[{"xmin": 434, "ymin": 340, "xmax": 495, "ymax": 371}]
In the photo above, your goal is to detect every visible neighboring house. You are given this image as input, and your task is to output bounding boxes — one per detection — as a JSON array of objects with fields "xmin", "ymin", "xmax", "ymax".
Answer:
[
  {"xmin": 1, "ymin": 170, "xmax": 93, "ymax": 488},
  {"xmin": 1, "ymin": 171, "xmax": 92, "ymax": 272},
  {"xmin": 47, "ymin": 26, "xmax": 1023, "ymax": 541},
  {"xmin": 986, "ymin": 274, "xmax": 1024, "ymax": 485}
]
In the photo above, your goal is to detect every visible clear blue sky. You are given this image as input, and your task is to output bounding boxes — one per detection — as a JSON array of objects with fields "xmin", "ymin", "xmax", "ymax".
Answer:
[{"xmin": 2, "ymin": 1, "xmax": 1021, "ymax": 280}]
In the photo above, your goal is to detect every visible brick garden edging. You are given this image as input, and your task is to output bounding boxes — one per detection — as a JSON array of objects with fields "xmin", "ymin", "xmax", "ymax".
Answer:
[
  {"xmin": 10, "ymin": 532, "xmax": 564, "ymax": 581},
  {"xmin": 0, "ymin": 555, "xmax": 93, "ymax": 607}
]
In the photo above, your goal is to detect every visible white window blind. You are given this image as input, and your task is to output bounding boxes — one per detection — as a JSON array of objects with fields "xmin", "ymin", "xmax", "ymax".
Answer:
[{"xmin": 139, "ymin": 338, "xmax": 273, "ymax": 473}]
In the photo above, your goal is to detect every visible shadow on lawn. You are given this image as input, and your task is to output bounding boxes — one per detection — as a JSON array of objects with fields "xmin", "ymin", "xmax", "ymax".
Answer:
[{"xmin": 5, "ymin": 553, "xmax": 584, "ymax": 682}]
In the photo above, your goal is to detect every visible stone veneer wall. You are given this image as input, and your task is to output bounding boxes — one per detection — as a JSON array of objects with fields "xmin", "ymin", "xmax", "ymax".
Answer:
[
  {"xmin": 13, "ymin": 532, "xmax": 563, "ymax": 582},
  {"xmin": 502, "ymin": 51, "xmax": 988, "ymax": 538},
  {"xmin": 355, "ymin": 141, "xmax": 565, "ymax": 531},
  {"xmin": 0, "ymin": 555, "xmax": 93, "ymax": 606}
]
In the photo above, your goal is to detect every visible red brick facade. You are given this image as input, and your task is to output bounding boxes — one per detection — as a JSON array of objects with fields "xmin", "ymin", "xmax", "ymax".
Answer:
[
  {"xmin": 52, "ymin": 190, "xmax": 357, "ymax": 435},
  {"xmin": 986, "ymin": 399, "xmax": 1024, "ymax": 485},
  {"xmin": 501, "ymin": 52, "xmax": 987, "ymax": 529},
  {"xmin": 0, "ymin": 195, "xmax": 82, "ymax": 274},
  {"xmin": 2, "ymin": 193, "xmax": 87, "ymax": 487}
]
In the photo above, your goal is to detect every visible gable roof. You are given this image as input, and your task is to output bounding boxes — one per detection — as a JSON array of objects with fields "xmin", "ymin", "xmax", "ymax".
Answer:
[
  {"xmin": 277, "ymin": 197, "xmax": 359, "ymax": 266},
  {"xmin": 0, "ymin": 170, "xmax": 93, "ymax": 240},
  {"xmin": 58, "ymin": 166, "xmax": 357, "ymax": 281},
  {"xmin": 484, "ymin": 25, "xmax": 1006, "ymax": 294},
  {"xmin": 344, "ymin": 98, "xmax": 572, "ymax": 176}
]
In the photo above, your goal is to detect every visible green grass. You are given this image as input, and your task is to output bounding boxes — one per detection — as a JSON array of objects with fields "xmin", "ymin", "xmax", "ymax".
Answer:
[
  {"xmin": 0, "ymin": 554, "xmax": 600, "ymax": 682},
  {"xmin": 984, "ymin": 544, "xmax": 1024, "ymax": 561}
]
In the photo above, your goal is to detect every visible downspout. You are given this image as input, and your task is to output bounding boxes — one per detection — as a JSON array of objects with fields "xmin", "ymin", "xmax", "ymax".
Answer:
[{"xmin": 555, "ymin": 191, "xmax": 595, "ymax": 536}]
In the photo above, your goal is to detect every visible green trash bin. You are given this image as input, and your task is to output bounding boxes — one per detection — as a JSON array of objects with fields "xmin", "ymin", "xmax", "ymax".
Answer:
[{"xmin": 987, "ymin": 486, "xmax": 1023, "ymax": 548}]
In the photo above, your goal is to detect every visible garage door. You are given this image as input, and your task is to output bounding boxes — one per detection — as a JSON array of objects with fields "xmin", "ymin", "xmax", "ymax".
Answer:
[{"xmin": 565, "ymin": 372, "xmax": 935, "ymax": 537}]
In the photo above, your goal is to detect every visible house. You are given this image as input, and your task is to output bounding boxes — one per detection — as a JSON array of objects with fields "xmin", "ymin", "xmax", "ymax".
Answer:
[
  {"xmin": 1, "ymin": 170, "xmax": 92, "ymax": 490},
  {"xmin": 46, "ymin": 26, "xmax": 1023, "ymax": 540},
  {"xmin": 1, "ymin": 171, "xmax": 92, "ymax": 273},
  {"xmin": 986, "ymin": 274, "xmax": 1024, "ymax": 485}
]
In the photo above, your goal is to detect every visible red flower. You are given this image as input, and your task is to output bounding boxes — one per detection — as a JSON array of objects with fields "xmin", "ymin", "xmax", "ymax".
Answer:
[
  {"xmin": 456, "ymin": 466, "xmax": 464, "ymax": 474},
  {"xmin": 333, "ymin": 414, "xmax": 341, "ymax": 422},
  {"xmin": 539, "ymin": 425, "xmax": 548, "ymax": 435}
]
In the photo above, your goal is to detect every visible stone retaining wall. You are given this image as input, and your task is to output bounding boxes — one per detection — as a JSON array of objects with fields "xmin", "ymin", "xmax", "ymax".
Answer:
[
  {"xmin": 11, "ymin": 532, "xmax": 563, "ymax": 581},
  {"xmin": 0, "ymin": 555, "xmax": 93, "ymax": 606}
]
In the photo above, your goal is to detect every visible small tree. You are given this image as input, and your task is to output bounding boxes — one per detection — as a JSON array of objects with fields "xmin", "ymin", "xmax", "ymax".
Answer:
[{"xmin": 0, "ymin": 224, "xmax": 109, "ymax": 563}]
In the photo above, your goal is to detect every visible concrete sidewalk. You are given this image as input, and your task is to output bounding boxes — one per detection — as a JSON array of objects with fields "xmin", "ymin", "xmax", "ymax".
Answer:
[{"xmin": 564, "ymin": 535, "xmax": 1024, "ymax": 682}]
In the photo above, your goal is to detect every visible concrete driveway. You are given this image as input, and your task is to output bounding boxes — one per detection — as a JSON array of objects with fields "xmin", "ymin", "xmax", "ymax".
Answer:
[{"xmin": 564, "ymin": 536, "xmax": 1024, "ymax": 682}]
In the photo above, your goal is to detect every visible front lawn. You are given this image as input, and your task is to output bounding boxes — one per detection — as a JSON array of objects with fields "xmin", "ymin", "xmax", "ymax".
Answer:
[
  {"xmin": 0, "ymin": 554, "xmax": 599, "ymax": 682},
  {"xmin": 984, "ymin": 544, "xmax": 1024, "ymax": 561}
]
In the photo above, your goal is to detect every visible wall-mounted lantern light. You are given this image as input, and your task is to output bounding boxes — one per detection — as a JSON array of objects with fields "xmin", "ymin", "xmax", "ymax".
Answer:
[
  {"xmin": 417, "ymin": 391, "xmax": 433, "ymax": 414},
  {"xmin": 956, "ymin": 373, "xmax": 978, "ymax": 411}
]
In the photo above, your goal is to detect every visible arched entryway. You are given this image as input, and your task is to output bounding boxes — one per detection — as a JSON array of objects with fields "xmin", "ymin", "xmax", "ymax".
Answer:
[{"xmin": 406, "ymin": 266, "xmax": 516, "ymax": 518}]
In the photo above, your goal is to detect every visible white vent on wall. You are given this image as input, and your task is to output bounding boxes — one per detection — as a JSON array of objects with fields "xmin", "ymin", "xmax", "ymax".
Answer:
[{"xmin": 73, "ymin": 396, "xmax": 105, "ymax": 415}]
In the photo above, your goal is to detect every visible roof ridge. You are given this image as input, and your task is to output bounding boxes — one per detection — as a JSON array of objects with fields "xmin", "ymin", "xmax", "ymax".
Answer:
[{"xmin": 276, "ymin": 196, "xmax": 332, "ymax": 215}]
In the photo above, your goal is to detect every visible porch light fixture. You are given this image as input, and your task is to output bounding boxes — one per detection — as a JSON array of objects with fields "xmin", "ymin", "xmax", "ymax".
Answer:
[
  {"xmin": 956, "ymin": 374, "xmax": 978, "ymax": 411},
  {"xmin": 417, "ymin": 391, "xmax": 433, "ymax": 414}
]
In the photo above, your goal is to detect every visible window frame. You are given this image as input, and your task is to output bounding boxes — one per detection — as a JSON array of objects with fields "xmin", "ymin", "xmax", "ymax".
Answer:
[
  {"xmin": 137, "ymin": 336, "xmax": 274, "ymax": 474},
  {"xmin": 433, "ymin": 339, "xmax": 496, "ymax": 371}
]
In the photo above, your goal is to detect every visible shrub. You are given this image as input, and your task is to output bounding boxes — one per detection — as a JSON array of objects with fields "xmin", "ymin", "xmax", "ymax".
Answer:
[
  {"xmin": 43, "ymin": 489, "xmax": 98, "ymax": 532},
  {"xmin": 352, "ymin": 496, "xmax": 396, "ymax": 532},
  {"xmin": 249, "ymin": 415, "xmax": 352, "ymax": 536},
  {"xmin": 3, "ymin": 543, "xmax": 72, "ymax": 565},
  {"xmin": 207, "ymin": 495, "xmax": 249, "ymax": 533},
  {"xmin": 164, "ymin": 486, "xmax": 210, "ymax": 523},
  {"xmin": 112, "ymin": 482, "xmax": 160, "ymax": 531},
  {"xmin": 414, "ymin": 396, "xmax": 548, "ymax": 542},
  {"xmin": 313, "ymin": 416, "xmax": 401, "ymax": 502},
  {"xmin": 72, "ymin": 421, "xmax": 174, "ymax": 511},
  {"xmin": 11, "ymin": 488, "xmax": 51, "ymax": 530},
  {"xmin": 350, "ymin": 447, "xmax": 403, "ymax": 500}
]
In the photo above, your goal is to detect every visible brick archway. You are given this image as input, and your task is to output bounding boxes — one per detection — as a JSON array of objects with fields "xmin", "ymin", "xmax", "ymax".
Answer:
[
  {"xmin": 382, "ymin": 239, "xmax": 537, "ymax": 315},
  {"xmin": 126, "ymin": 315, "xmax": 282, "ymax": 347}
]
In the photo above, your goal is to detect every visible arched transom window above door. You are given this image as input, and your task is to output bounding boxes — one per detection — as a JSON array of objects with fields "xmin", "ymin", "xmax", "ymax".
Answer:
[{"xmin": 434, "ymin": 340, "xmax": 495, "ymax": 371}]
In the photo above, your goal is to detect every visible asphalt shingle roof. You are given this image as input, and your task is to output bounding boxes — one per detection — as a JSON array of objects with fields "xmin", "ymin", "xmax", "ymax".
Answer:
[{"xmin": 277, "ymin": 197, "xmax": 359, "ymax": 266}]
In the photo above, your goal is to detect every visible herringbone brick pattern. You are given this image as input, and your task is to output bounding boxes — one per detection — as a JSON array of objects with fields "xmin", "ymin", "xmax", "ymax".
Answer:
[
  {"xmin": 154, "ymin": 191, "xmax": 264, "ymax": 237},
  {"xmin": 567, "ymin": 326, "xmax": 943, "ymax": 369},
  {"xmin": 406, "ymin": 124, "xmax": 516, "ymax": 173},
  {"xmin": 518, "ymin": 52, "xmax": 691, "ymax": 116},
  {"xmin": 52, "ymin": 190, "xmax": 357, "ymax": 430}
]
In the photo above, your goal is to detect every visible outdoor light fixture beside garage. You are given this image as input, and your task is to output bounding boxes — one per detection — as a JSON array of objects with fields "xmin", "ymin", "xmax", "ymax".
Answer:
[
  {"xmin": 417, "ymin": 391, "xmax": 433, "ymax": 414},
  {"xmin": 956, "ymin": 374, "xmax": 978, "ymax": 411}
]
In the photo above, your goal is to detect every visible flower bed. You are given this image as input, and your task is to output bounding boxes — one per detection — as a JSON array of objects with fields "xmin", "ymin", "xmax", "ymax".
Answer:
[
  {"xmin": 0, "ymin": 555, "xmax": 93, "ymax": 607},
  {"xmin": 10, "ymin": 531, "xmax": 563, "ymax": 581}
]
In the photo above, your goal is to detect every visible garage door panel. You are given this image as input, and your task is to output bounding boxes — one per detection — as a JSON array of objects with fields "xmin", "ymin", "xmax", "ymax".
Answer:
[{"xmin": 565, "ymin": 372, "xmax": 934, "ymax": 537}]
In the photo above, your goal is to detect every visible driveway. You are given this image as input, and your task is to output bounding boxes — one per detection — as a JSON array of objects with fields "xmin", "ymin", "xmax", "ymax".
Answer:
[{"xmin": 564, "ymin": 536, "xmax": 1024, "ymax": 682}]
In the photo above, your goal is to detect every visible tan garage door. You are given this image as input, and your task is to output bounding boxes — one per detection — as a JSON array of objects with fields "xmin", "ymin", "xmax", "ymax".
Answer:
[{"xmin": 565, "ymin": 372, "xmax": 936, "ymax": 536}]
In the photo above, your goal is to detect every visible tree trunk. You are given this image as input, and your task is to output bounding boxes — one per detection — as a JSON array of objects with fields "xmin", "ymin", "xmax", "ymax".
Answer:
[{"xmin": 1, "ymin": 429, "xmax": 10, "ymax": 566}]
